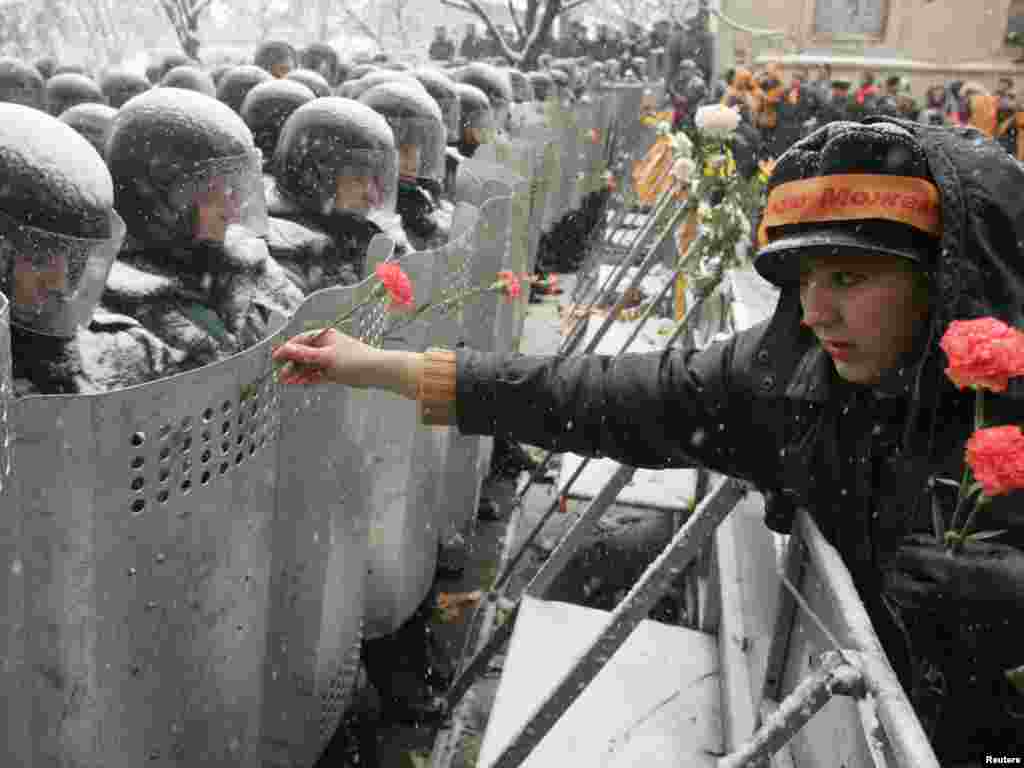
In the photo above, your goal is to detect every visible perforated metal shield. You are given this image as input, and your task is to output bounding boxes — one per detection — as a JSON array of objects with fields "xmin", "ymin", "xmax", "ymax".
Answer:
[
  {"xmin": 2, "ymin": 315, "xmax": 286, "ymax": 768},
  {"xmin": 261, "ymin": 272, "xmax": 387, "ymax": 767},
  {"xmin": 361, "ymin": 203, "xmax": 479, "ymax": 639}
]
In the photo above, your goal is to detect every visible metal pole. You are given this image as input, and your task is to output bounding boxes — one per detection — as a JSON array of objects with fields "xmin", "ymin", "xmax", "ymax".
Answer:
[{"xmin": 486, "ymin": 477, "xmax": 748, "ymax": 768}]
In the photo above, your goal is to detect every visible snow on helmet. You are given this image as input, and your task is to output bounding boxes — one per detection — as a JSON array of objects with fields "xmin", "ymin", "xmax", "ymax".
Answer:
[
  {"xmin": 343, "ymin": 70, "xmax": 426, "ymax": 101},
  {"xmin": 454, "ymin": 62, "xmax": 512, "ymax": 130},
  {"xmin": 0, "ymin": 58, "xmax": 45, "ymax": 111},
  {"xmin": 286, "ymin": 68, "xmax": 331, "ymax": 98},
  {"xmin": 100, "ymin": 69, "xmax": 151, "ymax": 109},
  {"xmin": 0, "ymin": 104, "xmax": 125, "ymax": 337},
  {"xmin": 216, "ymin": 65, "xmax": 272, "ymax": 114},
  {"xmin": 360, "ymin": 81, "xmax": 445, "ymax": 183},
  {"xmin": 239, "ymin": 79, "xmax": 317, "ymax": 168},
  {"xmin": 160, "ymin": 65, "xmax": 216, "ymax": 97},
  {"xmin": 273, "ymin": 97, "xmax": 398, "ymax": 218},
  {"xmin": 58, "ymin": 103, "xmax": 117, "ymax": 158},
  {"xmin": 45, "ymin": 73, "xmax": 105, "ymax": 117},
  {"xmin": 107, "ymin": 88, "xmax": 266, "ymax": 245},
  {"xmin": 412, "ymin": 67, "xmax": 461, "ymax": 143}
]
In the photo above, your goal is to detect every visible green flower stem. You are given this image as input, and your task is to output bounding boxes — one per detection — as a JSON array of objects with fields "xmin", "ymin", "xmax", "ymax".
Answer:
[
  {"xmin": 949, "ymin": 388, "xmax": 987, "ymax": 550},
  {"xmin": 956, "ymin": 494, "xmax": 990, "ymax": 551}
]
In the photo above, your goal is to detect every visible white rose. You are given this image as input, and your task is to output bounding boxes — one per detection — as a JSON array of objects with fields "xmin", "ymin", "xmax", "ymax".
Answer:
[
  {"xmin": 695, "ymin": 104, "xmax": 741, "ymax": 137},
  {"xmin": 672, "ymin": 157, "xmax": 697, "ymax": 184}
]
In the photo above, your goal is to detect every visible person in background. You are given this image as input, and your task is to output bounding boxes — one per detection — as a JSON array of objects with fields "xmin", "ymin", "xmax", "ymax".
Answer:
[{"xmin": 429, "ymin": 26, "xmax": 456, "ymax": 63}]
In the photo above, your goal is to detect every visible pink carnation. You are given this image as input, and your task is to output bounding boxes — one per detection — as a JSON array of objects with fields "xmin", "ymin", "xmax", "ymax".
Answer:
[
  {"xmin": 940, "ymin": 317, "xmax": 1024, "ymax": 392},
  {"xmin": 375, "ymin": 263, "xmax": 414, "ymax": 309},
  {"xmin": 966, "ymin": 425, "xmax": 1024, "ymax": 497}
]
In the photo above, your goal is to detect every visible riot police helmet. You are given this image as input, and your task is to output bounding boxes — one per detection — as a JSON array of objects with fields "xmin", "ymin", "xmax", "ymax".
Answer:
[
  {"xmin": 45, "ymin": 73, "xmax": 105, "ymax": 116},
  {"xmin": 0, "ymin": 104, "xmax": 125, "ymax": 337},
  {"xmin": 299, "ymin": 43, "xmax": 342, "ymax": 85},
  {"xmin": 33, "ymin": 57, "xmax": 56, "ymax": 81},
  {"xmin": 58, "ymin": 103, "xmax": 117, "ymax": 158},
  {"xmin": 100, "ymin": 69, "xmax": 151, "ymax": 108},
  {"xmin": 154, "ymin": 51, "xmax": 194, "ymax": 81},
  {"xmin": 454, "ymin": 83, "xmax": 494, "ymax": 145},
  {"xmin": 343, "ymin": 70, "xmax": 426, "ymax": 101},
  {"xmin": 412, "ymin": 67, "xmax": 461, "ymax": 143},
  {"xmin": 360, "ymin": 81, "xmax": 446, "ymax": 184},
  {"xmin": 254, "ymin": 40, "xmax": 297, "ymax": 78},
  {"xmin": 286, "ymin": 68, "xmax": 331, "ymax": 97},
  {"xmin": 216, "ymin": 65, "xmax": 272, "ymax": 114},
  {"xmin": 240, "ymin": 79, "xmax": 317, "ymax": 167},
  {"xmin": 0, "ymin": 57, "xmax": 46, "ymax": 110},
  {"xmin": 454, "ymin": 62, "xmax": 512, "ymax": 129},
  {"xmin": 107, "ymin": 88, "xmax": 266, "ymax": 245},
  {"xmin": 273, "ymin": 97, "xmax": 398, "ymax": 218},
  {"xmin": 160, "ymin": 65, "xmax": 216, "ymax": 97}
]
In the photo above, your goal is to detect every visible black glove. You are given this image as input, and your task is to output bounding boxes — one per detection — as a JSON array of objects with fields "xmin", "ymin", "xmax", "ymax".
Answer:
[{"xmin": 881, "ymin": 533, "xmax": 1024, "ymax": 614}]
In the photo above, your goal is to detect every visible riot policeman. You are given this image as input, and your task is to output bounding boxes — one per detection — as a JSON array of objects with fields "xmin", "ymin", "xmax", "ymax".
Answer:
[
  {"xmin": 239, "ymin": 79, "xmax": 317, "ymax": 173},
  {"xmin": 103, "ymin": 88, "xmax": 303, "ymax": 371},
  {"xmin": 412, "ymin": 67, "xmax": 461, "ymax": 146},
  {"xmin": 360, "ymin": 81, "xmax": 450, "ymax": 250},
  {"xmin": 0, "ymin": 104, "xmax": 183, "ymax": 395},
  {"xmin": 58, "ymin": 103, "xmax": 117, "ymax": 157},
  {"xmin": 266, "ymin": 97, "xmax": 404, "ymax": 294},
  {"xmin": 216, "ymin": 65, "xmax": 272, "ymax": 115},
  {"xmin": 0, "ymin": 57, "xmax": 46, "ymax": 110},
  {"xmin": 254, "ymin": 40, "xmax": 297, "ymax": 79},
  {"xmin": 453, "ymin": 62, "xmax": 512, "ymax": 133},
  {"xmin": 299, "ymin": 42, "xmax": 343, "ymax": 86},
  {"xmin": 99, "ymin": 69, "xmax": 151, "ymax": 109},
  {"xmin": 44, "ymin": 72, "xmax": 105, "ymax": 116}
]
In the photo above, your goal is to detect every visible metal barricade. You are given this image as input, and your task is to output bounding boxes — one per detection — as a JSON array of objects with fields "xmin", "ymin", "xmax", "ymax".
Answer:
[{"xmin": 360, "ymin": 203, "xmax": 480, "ymax": 641}]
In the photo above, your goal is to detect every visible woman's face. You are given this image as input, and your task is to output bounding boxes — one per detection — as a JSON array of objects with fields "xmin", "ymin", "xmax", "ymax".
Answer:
[{"xmin": 799, "ymin": 252, "xmax": 931, "ymax": 386}]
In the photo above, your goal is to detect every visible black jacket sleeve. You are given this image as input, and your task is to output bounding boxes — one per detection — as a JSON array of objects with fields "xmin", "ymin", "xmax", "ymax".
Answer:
[{"xmin": 454, "ymin": 327, "xmax": 782, "ymax": 487}]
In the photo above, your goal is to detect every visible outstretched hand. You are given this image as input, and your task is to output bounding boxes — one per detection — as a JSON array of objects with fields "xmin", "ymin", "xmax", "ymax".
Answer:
[{"xmin": 273, "ymin": 328, "xmax": 376, "ymax": 387}]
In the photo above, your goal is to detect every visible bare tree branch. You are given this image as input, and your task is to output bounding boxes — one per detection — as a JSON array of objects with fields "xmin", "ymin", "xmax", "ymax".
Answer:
[
  {"xmin": 557, "ymin": 0, "xmax": 592, "ymax": 15},
  {"xmin": 341, "ymin": 4, "xmax": 381, "ymax": 44},
  {"xmin": 508, "ymin": 0, "xmax": 524, "ymax": 41},
  {"xmin": 440, "ymin": 0, "xmax": 476, "ymax": 11}
]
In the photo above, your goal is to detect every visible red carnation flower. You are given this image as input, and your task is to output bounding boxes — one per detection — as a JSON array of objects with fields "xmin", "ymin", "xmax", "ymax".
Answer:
[
  {"xmin": 940, "ymin": 317, "xmax": 1024, "ymax": 392},
  {"xmin": 966, "ymin": 425, "xmax": 1024, "ymax": 497},
  {"xmin": 375, "ymin": 262, "xmax": 414, "ymax": 310},
  {"xmin": 496, "ymin": 270, "xmax": 521, "ymax": 301}
]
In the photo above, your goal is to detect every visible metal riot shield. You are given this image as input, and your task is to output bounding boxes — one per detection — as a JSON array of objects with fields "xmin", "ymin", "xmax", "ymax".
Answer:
[
  {"xmin": 261, "ymin": 265, "xmax": 390, "ymax": 767},
  {"xmin": 525, "ymin": 121, "xmax": 564, "ymax": 237},
  {"xmin": 0, "ymin": 292, "xmax": 10, "ymax": 494},
  {"xmin": 361, "ymin": 203, "xmax": 480, "ymax": 640},
  {"xmin": 486, "ymin": 138, "xmax": 540, "ymax": 302},
  {"xmin": 443, "ymin": 167, "xmax": 517, "ymax": 541},
  {"xmin": 2, "ymin": 315, "xmax": 287, "ymax": 768}
]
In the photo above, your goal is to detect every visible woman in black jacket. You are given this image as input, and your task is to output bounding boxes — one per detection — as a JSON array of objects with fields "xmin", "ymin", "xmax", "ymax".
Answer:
[{"xmin": 274, "ymin": 118, "xmax": 1024, "ymax": 764}]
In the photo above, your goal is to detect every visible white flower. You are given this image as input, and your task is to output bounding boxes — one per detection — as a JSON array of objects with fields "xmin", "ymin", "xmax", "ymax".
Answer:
[
  {"xmin": 656, "ymin": 120, "xmax": 672, "ymax": 136},
  {"xmin": 695, "ymin": 104, "xmax": 740, "ymax": 137},
  {"xmin": 672, "ymin": 157, "xmax": 697, "ymax": 185},
  {"xmin": 670, "ymin": 131, "xmax": 693, "ymax": 158}
]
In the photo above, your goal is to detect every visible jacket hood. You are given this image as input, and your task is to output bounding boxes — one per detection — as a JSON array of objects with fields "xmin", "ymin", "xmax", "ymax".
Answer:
[{"xmin": 757, "ymin": 117, "xmax": 1024, "ymax": 405}]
